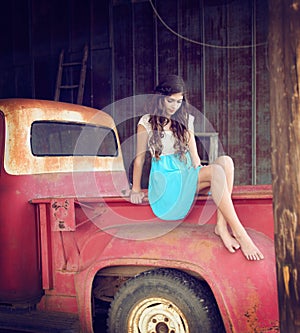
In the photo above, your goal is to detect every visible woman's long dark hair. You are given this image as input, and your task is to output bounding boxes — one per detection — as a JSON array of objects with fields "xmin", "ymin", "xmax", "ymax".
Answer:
[{"xmin": 147, "ymin": 75, "xmax": 190, "ymax": 161}]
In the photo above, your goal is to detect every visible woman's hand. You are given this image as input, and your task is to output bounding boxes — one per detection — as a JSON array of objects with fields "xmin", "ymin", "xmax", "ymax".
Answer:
[
  {"xmin": 191, "ymin": 157, "xmax": 202, "ymax": 169},
  {"xmin": 192, "ymin": 161, "xmax": 202, "ymax": 169},
  {"xmin": 130, "ymin": 190, "xmax": 145, "ymax": 204}
]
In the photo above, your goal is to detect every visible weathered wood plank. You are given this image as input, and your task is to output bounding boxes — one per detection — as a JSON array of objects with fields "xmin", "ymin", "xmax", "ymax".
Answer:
[
  {"xmin": 112, "ymin": 2, "xmax": 133, "ymax": 101},
  {"xmin": 155, "ymin": 1, "xmax": 179, "ymax": 78},
  {"xmin": 133, "ymin": 1, "xmax": 155, "ymax": 95},
  {"xmin": 255, "ymin": 0, "xmax": 271, "ymax": 184},
  {"xmin": 269, "ymin": 0, "xmax": 300, "ymax": 331},
  {"xmin": 202, "ymin": 2, "xmax": 228, "ymax": 157},
  {"xmin": 180, "ymin": 0, "xmax": 204, "ymax": 112},
  {"xmin": 226, "ymin": 0, "xmax": 253, "ymax": 184}
]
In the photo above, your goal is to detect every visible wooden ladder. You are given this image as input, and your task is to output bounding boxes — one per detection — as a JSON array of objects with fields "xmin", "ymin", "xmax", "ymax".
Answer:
[{"xmin": 54, "ymin": 44, "xmax": 88, "ymax": 105}]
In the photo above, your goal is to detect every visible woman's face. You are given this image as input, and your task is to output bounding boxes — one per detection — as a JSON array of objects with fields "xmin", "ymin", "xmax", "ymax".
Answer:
[{"xmin": 163, "ymin": 92, "xmax": 184, "ymax": 118}]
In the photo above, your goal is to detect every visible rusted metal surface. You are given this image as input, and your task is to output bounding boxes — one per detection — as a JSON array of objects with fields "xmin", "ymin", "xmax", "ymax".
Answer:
[
  {"xmin": 0, "ymin": 110, "xmax": 42, "ymax": 305},
  {"xmin": 0, "ymin": 99, "xmax": 129, "ymax": 307},
  {"xmin": 31, "ymin": 186, "xmax": 279, "ymax": 332},
  {"xmin": 129, "ymin": 297, "xmax": 189, "ymax": 332},
  {"xmin": 0, "ymin": 99, "xmax": 126, "ymax": 175},
  {"xmin": 51, "ymin": 199, "xmax": 75, "ymax": 231}
]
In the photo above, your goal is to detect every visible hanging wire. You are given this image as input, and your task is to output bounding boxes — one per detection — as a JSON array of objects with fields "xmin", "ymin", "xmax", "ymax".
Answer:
[{"xmin": 149, "ymin": 0, "xmax": 268, "ymax": 49}]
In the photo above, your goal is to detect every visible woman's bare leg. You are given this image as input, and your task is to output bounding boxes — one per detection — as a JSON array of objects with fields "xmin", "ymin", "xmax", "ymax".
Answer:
[
  {"xmin": 213, "ymin": 156, "xmax": 240, "ymax": 253},
  {"xmin": 198, "ymin": 161, "xmax": 264, "ymax": 260}
]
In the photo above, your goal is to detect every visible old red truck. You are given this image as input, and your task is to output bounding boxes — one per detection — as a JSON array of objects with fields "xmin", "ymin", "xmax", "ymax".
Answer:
[{"xmin": 0, "ymin": 99, "xmax": 279, "ymax": 332}]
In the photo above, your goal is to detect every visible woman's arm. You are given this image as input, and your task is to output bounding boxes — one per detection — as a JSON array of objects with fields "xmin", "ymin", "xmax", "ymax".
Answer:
[
  {"xmin": 188, "ymin": 130, "xmax": 201, "ymax": 168},
  {"xmin": 130, "ymin": 124, "xmax": 149, "ymax": 203}
]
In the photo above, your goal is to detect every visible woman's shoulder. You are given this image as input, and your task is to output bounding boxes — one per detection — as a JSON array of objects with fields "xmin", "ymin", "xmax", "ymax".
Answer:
[
  {"xmin": 139, "ymin": 113, "xmax": 151, "ymax": 122},
  {"xmin": 138, "ymin": 114, "xmax": 151, "ymax": 132}
]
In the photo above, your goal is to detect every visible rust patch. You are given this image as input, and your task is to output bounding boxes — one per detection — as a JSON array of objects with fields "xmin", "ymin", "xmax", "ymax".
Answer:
[
  {"xmin": 244, "ymin": 303, "xmax": 259, "ymax": 333},
  {"xmin": 244, "ymin": 292, "xmax": 280, "ymax": 332},
  {"xmin": 51, "ymin": 198, "xmax": 75, "ymax": 231},
  {"xmin": 1, "ymin": 99, "xmax": 125, "ymax": 175}
]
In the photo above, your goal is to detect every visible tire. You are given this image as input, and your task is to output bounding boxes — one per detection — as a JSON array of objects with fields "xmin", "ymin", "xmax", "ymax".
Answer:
[{"xmin": 107, "ymin": 268, "xmax": 225, "ymax": 333}]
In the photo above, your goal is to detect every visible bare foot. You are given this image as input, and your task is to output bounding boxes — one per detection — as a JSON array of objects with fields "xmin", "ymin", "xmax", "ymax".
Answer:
[
  {"xmin": 234, "ymin": 232, "xmax": 264, "ymax": 261},
  {"xmin": 215, "ymin": 225, "xmax": 240, "ymax": 253}
]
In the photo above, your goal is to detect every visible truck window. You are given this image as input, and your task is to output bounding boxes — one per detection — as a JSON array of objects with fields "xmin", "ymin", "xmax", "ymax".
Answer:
[{"xmin": 31, "ymin": 121, "xmax": 118, "ymax": 157}]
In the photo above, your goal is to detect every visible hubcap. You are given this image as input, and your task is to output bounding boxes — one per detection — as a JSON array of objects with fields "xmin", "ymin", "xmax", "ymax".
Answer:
[{"xmin": 128, "ymin": 297, "xmax": 189, "ymax": 333}]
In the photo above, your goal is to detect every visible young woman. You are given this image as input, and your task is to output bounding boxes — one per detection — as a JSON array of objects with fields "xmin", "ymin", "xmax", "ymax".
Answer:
[{"xmin": 130, "ymin": 75, "xmax": 263, "ymax": 261}]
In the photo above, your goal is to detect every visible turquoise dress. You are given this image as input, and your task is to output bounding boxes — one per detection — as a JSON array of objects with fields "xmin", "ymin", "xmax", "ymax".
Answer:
[{"xmin": 138, "ymin": 114, "xmax": 201, "ymax": 221}]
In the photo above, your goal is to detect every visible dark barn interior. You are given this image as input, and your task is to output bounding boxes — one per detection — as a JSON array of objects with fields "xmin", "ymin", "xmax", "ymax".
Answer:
[{"xmin": 0, "ymin": 0, "xmax": 270, "ymax": 185}]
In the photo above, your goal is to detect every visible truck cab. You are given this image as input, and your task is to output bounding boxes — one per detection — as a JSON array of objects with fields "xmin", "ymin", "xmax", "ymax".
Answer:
[{"xmin": 0, "ymin": 99, "xmax": 279, "ymax": 332}]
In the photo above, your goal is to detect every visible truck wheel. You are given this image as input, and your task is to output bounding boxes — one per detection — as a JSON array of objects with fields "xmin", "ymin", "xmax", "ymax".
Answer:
[{"xmin": 107, "ymin": 268, "xmax": 225, "ymax": 333}]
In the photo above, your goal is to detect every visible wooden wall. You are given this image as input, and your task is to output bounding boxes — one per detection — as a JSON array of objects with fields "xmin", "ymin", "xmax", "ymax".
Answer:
[{"xmin": 0, "ymin": 0, "xmax": 271, "ymax": 185}]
